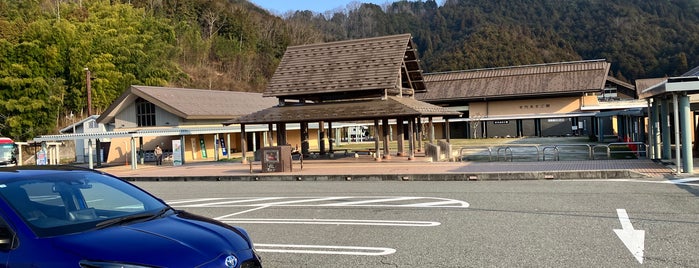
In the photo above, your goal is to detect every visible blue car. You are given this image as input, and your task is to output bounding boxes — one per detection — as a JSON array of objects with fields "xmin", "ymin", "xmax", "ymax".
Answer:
[{"xmin": 0, "ymin": 166, "xmax": 261, "ymax": 267}]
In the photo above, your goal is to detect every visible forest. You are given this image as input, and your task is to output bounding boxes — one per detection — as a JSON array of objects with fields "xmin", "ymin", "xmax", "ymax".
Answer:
[{"xmin": 1, "ymin": 0, "xmax": 698, "ymax": 141}]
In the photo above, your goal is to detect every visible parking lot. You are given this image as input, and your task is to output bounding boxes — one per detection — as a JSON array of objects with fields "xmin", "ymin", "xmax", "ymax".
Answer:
[{"xmin": 135, "ymin": 179, "xmax": 699, "ymax": 267}]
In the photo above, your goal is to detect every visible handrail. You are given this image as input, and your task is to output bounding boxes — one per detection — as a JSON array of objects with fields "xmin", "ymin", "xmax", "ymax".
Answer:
[
  {"xmin": 553, "ymin": 144, "xmax": 593, "ymax": 160},
  {"xmin": 606, "ymin": 142, "xmax": 648, "ymax": 158},
  {"xmin": 455, "ymin": 142, "xmax": 646, "ymax": 162},
  {"xmin": 458, "ymin": 146, "xmax": 493, "ymax": 162},
  {"xmin": 542, "ymin": 146, "xmax": 559, "ymax": 161},
  {"xmin": 499, "ymin": 145, "xmax": 540, "ymax": 161}
]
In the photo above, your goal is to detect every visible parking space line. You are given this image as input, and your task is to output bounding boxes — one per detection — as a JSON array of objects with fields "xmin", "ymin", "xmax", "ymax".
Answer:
[
  {"xmin": 252, "ymin": 196, "xmax": 351, "ymax": 206},
  {"xmin": 399, "ymin": 200, "xmax": 470, "ymax": 208},
  {"xmin": 166, "ymin": 198, "xmax": 226, "ymax": 205},
  {"xmin": 168, "ymin": 196, "xmax": 471, "ymax": 209},
  {"xmin": 326, "ymin": 196, "xmax": 423, "ymax": 206},
  {"xmin": 254, "ymin": 244, "xmax": 397, "ymax": 256},
  {"xmin": 214, "ymin": 206, "xmax": 269, "ymax": 219},
  {"xmin": 221, "ymin": 218, "xmax": 440, "ymax": 227},
  {"xmin": 180, "ymin": 197, "xmax": 285, "ymax": 207}
]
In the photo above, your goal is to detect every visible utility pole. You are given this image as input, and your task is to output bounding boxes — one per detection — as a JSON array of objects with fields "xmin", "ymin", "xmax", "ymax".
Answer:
[{"xmin": 85, "ymin": 67, "xmax": 92, "ymax": 116}]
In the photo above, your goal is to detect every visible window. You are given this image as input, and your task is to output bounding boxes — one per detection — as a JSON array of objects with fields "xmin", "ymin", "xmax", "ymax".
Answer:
[{"xmin": 136, "ymin": 98, "xmax": 156, "ymax": 127}]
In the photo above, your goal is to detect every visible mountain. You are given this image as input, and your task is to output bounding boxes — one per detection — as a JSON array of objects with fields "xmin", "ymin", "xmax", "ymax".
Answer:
[{"xmin": 286, "ymin": 0, "xmax": 699, "ymax": 80}]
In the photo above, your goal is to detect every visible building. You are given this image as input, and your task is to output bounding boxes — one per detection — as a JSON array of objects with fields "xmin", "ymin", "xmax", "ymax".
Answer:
[
  {"xmin": 418, "ymin": 60, "xmax": 646, "ymax": 141},
  {"xmin": 37, "ymin": 86, "xmax": 277, "ymax": 168}
]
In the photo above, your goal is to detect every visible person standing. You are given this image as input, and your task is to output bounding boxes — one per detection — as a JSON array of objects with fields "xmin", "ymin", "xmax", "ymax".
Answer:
[{"xmin": 154, "ymin": 145, "xmax": 163, "ymax": 166}]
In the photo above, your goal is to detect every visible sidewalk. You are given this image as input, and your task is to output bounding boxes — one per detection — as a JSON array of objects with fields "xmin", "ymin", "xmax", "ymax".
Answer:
[{"xmin": 98, "ymin": 154, "xmax": 676, "ymax": 182}]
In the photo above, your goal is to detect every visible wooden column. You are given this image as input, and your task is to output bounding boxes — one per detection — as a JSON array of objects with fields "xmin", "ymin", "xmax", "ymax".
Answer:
[
  {"xmin": 445, "ymin": 118, "xmax": 451, "ymax": 143},
  {"xmin": 382, "ymin": 118, "xmax": 391, "ymax": 160},
  {"xmin": 268, "ymin": 123, "xmax": 274, "ymax": 146},
  {"xmin": 374, "ymin": 119, "xmax": 381, "ymax": 161},
  {"xmin": 328, "ymin": 122, "xmax": 334, "ymax": 155},
  {"xmin": 319, "ymin": 121, "xmax": 326, "ymax": 155},
  {"xmin": 301, "ymin": 122, "xmax": 309, "ymax": 156},
  {"xmin": 408, "ymin": 116, "xmax": 416, "ymax": 160},
  {"xmin": 428, "ymin": 116, "xmax": 435, "ymax": 143},
  {"xmin": 417, "ymin": 117, "xmax": 423, "ymax": 152},
  {"xmin": 397, "ymin": 117, "xmax": 405, "ymax": 156},
  {"xmin": 240, "ymin": 124, "xmax": 248, "ymax": 164}
]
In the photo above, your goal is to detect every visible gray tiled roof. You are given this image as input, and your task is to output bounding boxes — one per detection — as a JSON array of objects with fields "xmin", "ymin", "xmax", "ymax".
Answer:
[
  {"xmin": 97, "ymin": 86, "xmax": 277, "ymax": 124},
  {"xmin": 418, "ymin": 60, "xmax": 611, "ymax": 101},
  {"xmin": 264, "ymin": 34, "xmax": 425, "ymax": 100},
  {"xmin": 635, "ymin": 78, "xmax": 667, "ymax": 93},
  {"xmin": 225, "ymin": 96, "xmax": 461, "ymax": 125},
  {"xmin": 682, "ymin": 66, "xmax": 699, "ymax": 76}
]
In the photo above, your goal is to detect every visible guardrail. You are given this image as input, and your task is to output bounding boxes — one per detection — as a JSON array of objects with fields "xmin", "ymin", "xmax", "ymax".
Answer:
[
  {"xmin": 457, "ymin": 142, "xmax": 646, "ymax": 162},
  {"xmin": 496, "ymin": 144, "xmax": 541, "ymax": 162},
  {"xmin": 542, "ymin": 144, "xmax": 593, "ymax": 161},
  {"xmin": 592, "ymin": 142, "xmax": 647, "ymax": 160},
  {"xmin": 457, "ymin": 146, "xmax": 494, "ymax": 162}
]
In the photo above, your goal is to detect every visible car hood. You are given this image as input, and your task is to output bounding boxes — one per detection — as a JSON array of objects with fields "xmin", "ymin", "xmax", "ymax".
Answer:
[{"xmin": 50, "ymin": 211, "xmax": 253, "ymax": 267}]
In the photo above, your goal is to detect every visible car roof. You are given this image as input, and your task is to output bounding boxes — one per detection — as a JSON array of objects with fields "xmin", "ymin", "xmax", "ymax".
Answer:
[{"xmin": 0, "ymin": 166, "xmax": 106, "ymax": 181}]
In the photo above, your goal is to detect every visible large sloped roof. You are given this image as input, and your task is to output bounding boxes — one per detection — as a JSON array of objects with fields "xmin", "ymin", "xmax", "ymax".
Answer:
[
  {"xmin": 637, "ymin": 65, "xmax": 699, "ymax": 99},
  {"xmin": 264, "ymin": 34, "xmax": 425, "ymax": 100},
  {"xmin": 224, "ymin": 96, "xmax": 461, "ymax": 125},
  {"xmin": 417, "ymin": 59, "xmax": 611, "ymax": 102},
  {"xmin": 97, "ymin": 86, "xmax": 277, "ymax": 124},
  {"xmin": 635, "ymin": 78, "xmax": 667, "ymax": 93}
]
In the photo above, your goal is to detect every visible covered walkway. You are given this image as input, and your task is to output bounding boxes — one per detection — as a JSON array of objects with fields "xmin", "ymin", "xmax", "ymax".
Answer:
[{"xmin": 640, "ymin": 67, "xmax": 699, "ymax": 174}]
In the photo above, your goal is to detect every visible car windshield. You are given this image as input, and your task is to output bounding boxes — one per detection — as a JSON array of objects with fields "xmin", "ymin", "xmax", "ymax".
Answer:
[{"xmin": 0, "ymin": 171, "xmax": 168, "ymax": 237}]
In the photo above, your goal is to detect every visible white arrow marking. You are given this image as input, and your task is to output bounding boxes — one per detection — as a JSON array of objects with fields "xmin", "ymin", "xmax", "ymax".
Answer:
[{"xmin": 613, "ymin": 209, "xmax": 645, "ymax": 264}]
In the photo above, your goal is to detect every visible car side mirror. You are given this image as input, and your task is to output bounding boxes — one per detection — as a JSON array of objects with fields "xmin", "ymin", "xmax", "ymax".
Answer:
[{"xmin": 0, "ymin": 226, "xmax": 15, "ymax": 251}]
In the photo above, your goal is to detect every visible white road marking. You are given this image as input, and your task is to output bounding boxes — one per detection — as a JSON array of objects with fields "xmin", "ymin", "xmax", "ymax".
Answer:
[
  {"xmin": 214, "ymin": 206, "xmax": 270, "ymax": 219},
  {"xmin": 326, "ymin": 196, "xmax": 423, "ymax": 206},
  {"xmin": 221, "ymin": 218, "xmax": 440, "ymax": 227},
  {"xmin": 166, "ymin": 198, "xmax": 227, "ymax": 205},
  {"xmin": 169, "ymin": 196, "xmax": 470, "ymax": 209},
  {"xmin": 565, "ymin": 178, "xmax": 699, "ymax": 186},
  {"xmin": 252, "ymin": 196, "xmax": 351, "ymax": 206},
  {"xmin": 182, "ymin": 197, "xmax": 285, "ymax": 207},
  {"xmin": 614, "ymin": 209, "xmax": 645, "ymax": 264},
  {"xmin": 254, "ymin": 244, "xmax": 396, "ymax": 256}
]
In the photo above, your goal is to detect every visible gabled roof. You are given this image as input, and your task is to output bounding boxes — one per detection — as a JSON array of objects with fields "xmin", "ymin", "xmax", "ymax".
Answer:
[
  {"xmin": 59, "ymin": 115, "xmax": 100, "ymax": 134},
  {"xmin": 417, "ymin": 59, "xmax": 611, "ymax": 102},
  {"xmin": 264, "ymin": 34, "xmax": 425, "ymax": 100},
  {"xmin": 224, "ymin": 96, "xmax": 461, "ymax": 125},
  {"xmin": 97, "ymin": 86, "xmax": 277, "ymax": 124}
]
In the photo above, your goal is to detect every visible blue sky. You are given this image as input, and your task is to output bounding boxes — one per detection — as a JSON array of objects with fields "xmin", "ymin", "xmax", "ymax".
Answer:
[{"xmin": 249, "ymin": 0, "xmax": 394, "ymax": 14}]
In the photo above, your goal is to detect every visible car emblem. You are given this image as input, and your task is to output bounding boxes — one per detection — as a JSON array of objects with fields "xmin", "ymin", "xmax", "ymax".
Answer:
[{"xmin": 224, "ymin": 255, "xmax": 238, "ymax": 268}]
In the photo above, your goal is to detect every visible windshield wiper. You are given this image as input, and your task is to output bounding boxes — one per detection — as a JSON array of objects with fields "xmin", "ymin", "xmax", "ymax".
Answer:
[{"xmin": 95, "ymin": 207, "xmax": 172, "ymax": 230}]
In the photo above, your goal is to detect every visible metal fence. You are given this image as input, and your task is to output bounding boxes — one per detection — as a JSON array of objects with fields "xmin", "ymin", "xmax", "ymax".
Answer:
[{"xmin": 457, "ymin": 142, "xmax": 647, "ymax": 162}]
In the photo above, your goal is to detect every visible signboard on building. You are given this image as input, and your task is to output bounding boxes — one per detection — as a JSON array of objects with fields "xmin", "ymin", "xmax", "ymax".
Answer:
[
  {"xmin": 172, "ymin": 140, "xmax": 182, "ymax": 166},
  {"xmin": 199, "ymin": 138, "xmax": 207, "ymax": 159}
]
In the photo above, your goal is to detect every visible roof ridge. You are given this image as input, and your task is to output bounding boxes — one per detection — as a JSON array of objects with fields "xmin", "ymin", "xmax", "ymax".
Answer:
[
  {"xmin": 286, "ymin": 33, "xmax": 412, "ymax": 51},
  {"xmin": 426, "ymin": 59, "xmax": 607, "ymax": 76}
]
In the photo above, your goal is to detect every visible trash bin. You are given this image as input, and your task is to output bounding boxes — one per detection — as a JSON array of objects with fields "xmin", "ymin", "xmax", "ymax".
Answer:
[{"xmin": 261, "ymin": 145, "xmax": 292, "ymax": 173}]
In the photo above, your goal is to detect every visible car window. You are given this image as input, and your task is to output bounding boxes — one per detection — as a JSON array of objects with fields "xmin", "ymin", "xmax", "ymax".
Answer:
[
  {"xmin": 80, "ymin": 183, "xmax": 144, "ymax": 212},
  {"xmin": 0, "ymin": 171, "xmax": 166, "ymax": 237}
]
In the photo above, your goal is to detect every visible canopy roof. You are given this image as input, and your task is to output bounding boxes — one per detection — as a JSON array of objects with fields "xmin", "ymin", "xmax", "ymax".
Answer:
[
  {"xmin": 225, "ymin": 96, "xmax": 461, "ymax": 125},
  {"xmin": 638, "ymin": 66, "xmax": 699, "ymax": 99}
]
